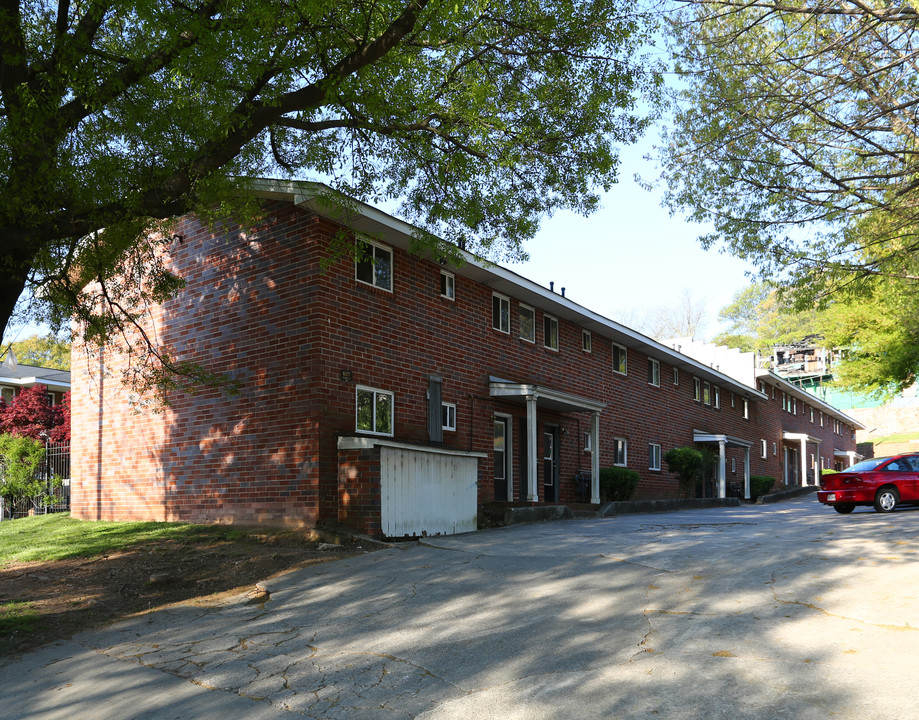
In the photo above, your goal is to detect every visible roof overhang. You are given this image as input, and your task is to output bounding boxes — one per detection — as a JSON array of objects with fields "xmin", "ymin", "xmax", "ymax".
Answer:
[
  {"xmin": 489, "ymin": 377, "xmax": 606, "ymax": 415},
  {"xmin": 0, "ymin": 376, "xmax": 71, "ymax": 393},
  {"xmin": 756, "ymin": 369, "xmax": 866, "ymax": 430}
]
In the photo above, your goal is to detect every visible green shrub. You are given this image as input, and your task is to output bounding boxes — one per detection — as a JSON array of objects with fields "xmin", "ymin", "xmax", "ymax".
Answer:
[
  {"xmin": 821, "ymin": 469, "xmax": 837, "ymax": 476},
  {"xmin": 599, "ymin": 466, "xmax": 640, "ymax": 502},
  {"xmin": 0, "ymin": 434, "xmax": 46, "ymax": 506},
  {"xmin": 664, "ymin": 446, "xmax": 705, "ymax": 499},
  {"xmin": 750, "ymin": 475, "xmax": 776, "ymax": 499}
]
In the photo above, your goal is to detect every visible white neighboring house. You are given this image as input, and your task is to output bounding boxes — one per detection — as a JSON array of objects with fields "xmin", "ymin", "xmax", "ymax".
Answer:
[{"xmin": 0, "ymin": 348, "xmax": 71, "ymax": 406}]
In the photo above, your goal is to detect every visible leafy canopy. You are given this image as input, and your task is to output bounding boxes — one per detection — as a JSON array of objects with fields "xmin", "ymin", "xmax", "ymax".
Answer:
[
  {"xmin": 658, "ymin": 1, "xmax": 919, "ymax": 391},
  {"xmin": 1, "ymin": 0, "xmax": 662, "ymax": 392}
]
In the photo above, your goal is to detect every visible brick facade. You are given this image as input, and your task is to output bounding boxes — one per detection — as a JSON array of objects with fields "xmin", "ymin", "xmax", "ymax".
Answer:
[{"xmin": 70, "ymin": 181, "xmax": 861, "ymax": 536}]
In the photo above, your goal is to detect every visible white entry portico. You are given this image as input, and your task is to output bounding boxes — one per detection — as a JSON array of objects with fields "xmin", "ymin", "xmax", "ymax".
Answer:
[
  {"xmin": 489, "ymin": 377, "xmax": 605, "ymax": 504},
  {"xmin": 693, "ymin": 431, "xmax": 753, "ymax": 499}
]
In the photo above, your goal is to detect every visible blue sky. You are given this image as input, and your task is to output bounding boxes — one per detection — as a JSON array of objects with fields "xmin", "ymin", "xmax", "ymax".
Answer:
[{"xmin": 511, "ymin": 138, "xmax": 754, "ymax": 340}]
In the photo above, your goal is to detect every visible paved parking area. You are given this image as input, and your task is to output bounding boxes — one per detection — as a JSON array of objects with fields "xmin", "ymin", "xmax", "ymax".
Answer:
[{"xmin": 4, "ymin": 498, "xmax": 919, "ymax": 719}]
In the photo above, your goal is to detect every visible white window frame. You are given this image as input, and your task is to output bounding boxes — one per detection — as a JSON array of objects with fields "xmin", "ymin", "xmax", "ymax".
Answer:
[
  {"xmin": 583, "ymin": 432, "xmax": 592, "ymax": 452},
  {"xmin": 613, "ymin": 437, "xmax": 628, "ymax": 467},
  {"xmin": 743, "ymin": 398, "xmax": 749, "ymax": 419},
  {"xmin": 713, "ymin": 385, "xmax": 720, "ymax": 409},
  {"xmin": 518, "ymin": 304, "xmax": 535, "ymax": 343},
  {"xmin": 649, "ymin": 443, "xmax": 661, "ymax": 471},
  {"xmin": 673, "ymin": 367, "xmax": 679, "ymax": 385},
  {"xmin": 582, "ymin": 330, "xmax": 592, "ymax": 353},
  {"xmin": 355, "ymin": 238, "xmax": 393, "ymax": 292},
  {"xmin": 440, "ymin": 270, "xmax": 455, "ymax": 300},
  {"xmin": 648, "ymin": 358, "xmax": 660, "ymax": 387},
  {"xmin": 355, "ymin": 385, "xmax": 394, "ymax": 437},
  {"xmin": 492, "ymin": 293, "xmax": 510, "ymax": 334},
  {"xmin": 703, "ymin": 381, "xmax": 711, "ymax": 406},
  {"xmin": 761, "ymin": 440, "xmax": 767, "ymax": 459},
  {"xmin": 441, "ymin": 402, "xmax": 456, "ymax": 432},
  {"xmin": 612, "ymin": 343, "xmax": 627, "ymax": 375},
  {"xmin": 693, "ymin": 377, "xmax": 701, "ymax": 402},
  {"xmin": 544, "ymin": 314, "xmax": 559, "ymax": 351}
]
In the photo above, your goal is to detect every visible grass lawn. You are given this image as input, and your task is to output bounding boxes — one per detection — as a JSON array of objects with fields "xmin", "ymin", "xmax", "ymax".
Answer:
[{"xmin": 0, "ymin": 513, "xmax": 370, "ymax": 655}]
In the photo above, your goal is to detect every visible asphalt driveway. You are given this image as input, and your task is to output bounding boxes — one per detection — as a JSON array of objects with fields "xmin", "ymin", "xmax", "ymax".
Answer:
[{"xmin": 4, "ymin": 497, "xmax": 919, "ymax": 719}]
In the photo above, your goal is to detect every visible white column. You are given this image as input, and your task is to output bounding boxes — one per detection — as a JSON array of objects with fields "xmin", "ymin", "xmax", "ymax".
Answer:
[
  {"xmin": 526, "ymin": 394, "xmax": 539, "ymax": 502},
  {"xmin": 590, "ymin": 411, "xmax": 601, "ymax": 504},
  {"xmin": 800, "ymin": 438, "xmax": 808, "ymax": 486},
  {"xmin": 743, "ymin": 446, "xmax": 751, "ymax": 500},
  {"xmin": 847, "ymin": 450, "xmax": 857, "ymax": 467},
  {"xmin": 718, "ymin": 439, "xmax": 726, "ymax": 499}
]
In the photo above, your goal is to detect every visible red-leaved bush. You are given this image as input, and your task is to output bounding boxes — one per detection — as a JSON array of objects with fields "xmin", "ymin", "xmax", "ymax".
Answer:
[{"xmin": 0, "ymin": 385, "xmax": 70, "ymax": 442}]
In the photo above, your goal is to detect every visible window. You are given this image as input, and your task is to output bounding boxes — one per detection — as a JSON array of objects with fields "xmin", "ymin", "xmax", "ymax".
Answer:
[
  {"xmin": 0, "ymin": 386, "xmax": 14, "ymax": 403},
  {"xmin": 731, "ymin": 457, "xmax": 736, "ymax": 474},
  {"xmin": 703, "ymin": 381, "xmax": 711, "ymax": 405},
  {"xmin": 518, "ymin": 304, "xmax": 535, "ymax": 342},
  {"xmin": 355, "ymin": 239, "xmax": 392, "ymax": 291},
  {"xmin": 440, "ymin": 270, "xmax": 455, "ymax": 300},
  {"xmin": 761, "ymin": 440, "xmax": 767, "ymax": 459},
  {"xmin": 731, "ymin": 392, "xmax": 735, "ymax": 408},
  {"xmin": 773, "ymin": 442, "xmax": 777, "ymax": 456},
  {"xmin": 582, "ymin": 330, "xmax": 592, "ymax": 353},
  {"xmin": 673, "ymin": 367, "xmax": 679, "ymax": 385},
  {"xmin": 612, "ymin": 343, "xmax": 627, "ymax": 375},
  {"xmin": 544, "ymin": 315, "xmax": 559, "ymax": 350},
  {"xmin": 713, "ymin": 385, "xmax": 720, "ymax": 409},
  {"xmin": 584, "ymin": 432, "xmax": 592, "ymax": 452},
  {"xmin": 441, "ymin": 402, "xmax": 456, "ymax": 431},
  {"xmin": 820, "ymin": 411, "xmax": 824, "ymax": 427},
  {"xmin": 810, "ymin": 407, "xmax": 814, "ymax": 423},
  {"xmin": 649, "ymin": 443, "xmax": 661, "ymax": 471},
  {"xmin": 781, "ymin": 392, "xmax": 787, "ymax": 411},
  {"xmin": 492, "ymin": 294, "xmax": 510, "ymax": 333},
  {"xmin": 356, "ymin": 386, "xmax": 393, "ymax": 436},
  {"xmin": 648, "ymin": 358, "xmax": 660, "ymax": 387},
  {"xmin": 693, "ymin": 377, "xmax": 701, "ymax": 402},
  {"xmin": 743, "ymin": 398, "xmax": 749, "ymax": 419},
  {"xmin": 613, "ymin": 437, "xmax": 628, "ymax": 466}
]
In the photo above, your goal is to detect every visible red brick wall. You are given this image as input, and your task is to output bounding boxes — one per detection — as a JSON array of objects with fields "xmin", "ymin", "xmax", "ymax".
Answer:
[{"xmin": 70, "ymin": 199, "xmax": 860, "ymax": 531}]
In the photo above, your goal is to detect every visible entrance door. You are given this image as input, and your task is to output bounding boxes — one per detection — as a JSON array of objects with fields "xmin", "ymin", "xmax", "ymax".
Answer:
[
  {"xmin": 784, "ymin": 447, "xmax": 799, "ymax": 485},
  {"xmin": 543, "ymin": 426, "xmax": 559, "ymax": 502},
  {"xmin": 494, "ymin": 417, "xmax": 509, "ymax": 501}
]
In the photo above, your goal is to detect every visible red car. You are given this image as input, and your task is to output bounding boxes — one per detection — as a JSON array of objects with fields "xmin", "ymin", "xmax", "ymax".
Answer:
[{"xmin": 818, "ymin": 454, "xmax": 919, "ymax": 514}]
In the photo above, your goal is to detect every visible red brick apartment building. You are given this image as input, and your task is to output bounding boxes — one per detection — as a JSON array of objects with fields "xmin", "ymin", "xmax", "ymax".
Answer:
[{"xmin": 70, "ymin": 179, "xmax": 863, "ymax": 538}]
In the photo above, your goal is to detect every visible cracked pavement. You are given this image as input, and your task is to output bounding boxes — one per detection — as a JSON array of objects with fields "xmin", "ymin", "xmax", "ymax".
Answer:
[{"xmin": 5, "ymin": 497, "xmax": 919, "ymax": 719}]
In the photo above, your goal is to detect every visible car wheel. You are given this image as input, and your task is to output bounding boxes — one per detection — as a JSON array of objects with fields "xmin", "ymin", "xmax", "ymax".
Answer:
[
  {"xmin": 834, "ymin": 503, "xmax": 856, "ymax": 514},
  {"xmin": 874, "ymin": 487, "xmax": 899, "ymax": 513}
]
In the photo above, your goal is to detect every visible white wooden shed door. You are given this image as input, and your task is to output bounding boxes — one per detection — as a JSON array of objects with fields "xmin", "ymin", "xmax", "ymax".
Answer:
[{"xmin": 380, "ymin": 446, "xmax": 478, "ymax": 538}]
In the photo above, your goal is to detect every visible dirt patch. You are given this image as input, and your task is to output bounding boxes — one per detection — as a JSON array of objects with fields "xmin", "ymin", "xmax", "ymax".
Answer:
[{"xmin": 0, "ymin": 529, "xmax": 377, "ymax": 656}]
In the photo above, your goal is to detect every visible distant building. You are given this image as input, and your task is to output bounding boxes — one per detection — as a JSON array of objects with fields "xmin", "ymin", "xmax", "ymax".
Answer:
[{"xmin": 0, "ymin": 348, "xmax": 71, "ymax": 406}]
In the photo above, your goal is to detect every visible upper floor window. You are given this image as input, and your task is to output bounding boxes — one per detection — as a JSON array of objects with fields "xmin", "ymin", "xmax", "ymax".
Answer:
[
  {"xmin": 743, "ymin": 397, "xmax": 749, "ymax": 419},
  {"xmin": 703, "ymin": 381, "xmax": 711, "ymax": 405},
  {"xmin": 713, "ymin": 385, "xmax": 720, "ymax": 409},
  {"xmin": 440, "ymin": 270, "xmax": 455, "ymax": 300},
  {"xmin": 648, "ymin": 358, "xmax": 660, "ymax": 387},
  {"xmin": 492, "ymin": 294, "xmax": 510, "ymax": 334},
  {"xmin": 693, "ymin": 377, "xmax": 701, "ymax": 402},
  {"xmin": 612, "ymin": 343, "xmax": 627, "ymax": 375},
  {"xmin": 544, "ymin": 315, "xmax": 559, "ymax": 351},
  {"xmin": 582, "ymin": 330, "xmax": 592, "ymax": 353},
  {"xmin": 673, "ymin": 367, "xmax": 679, "ymax": 385},
  {"xmin": 356, "ymin": 386, "xmax": 393, "ymax": 436},
  {"xmin": 519, "ymin": 304, "xmax": 535, "ymax": 342},
  {"xmin": 355, "ymin": 239, "xmax": 392, "ymax": 291}
]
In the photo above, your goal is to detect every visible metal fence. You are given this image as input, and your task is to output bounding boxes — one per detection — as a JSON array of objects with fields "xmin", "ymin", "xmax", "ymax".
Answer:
[{"xmin": 0, "ymin": 440, "xmax": 71, "ymax": 521}]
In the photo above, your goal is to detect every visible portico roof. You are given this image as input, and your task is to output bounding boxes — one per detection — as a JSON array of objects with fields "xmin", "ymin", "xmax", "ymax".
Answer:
[
  {"xmin": 488, "ymin": 376, "xmax": 605, "ymax": 414},
  {"xmin": 693, "ymin": 431, "xmax": 753, "ymax": 448}
]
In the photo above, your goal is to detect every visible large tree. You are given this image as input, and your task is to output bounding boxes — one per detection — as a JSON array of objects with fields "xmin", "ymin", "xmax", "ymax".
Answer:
[
  {"xmin": 1, "ymin": 0, "xmax": 660, "ymax": 361},
  {"xmin": 659, "ymin": 1, "xmax": 919, "ymax": 300}
]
